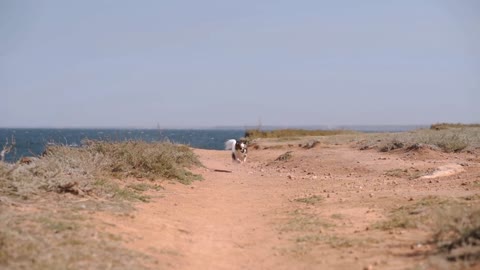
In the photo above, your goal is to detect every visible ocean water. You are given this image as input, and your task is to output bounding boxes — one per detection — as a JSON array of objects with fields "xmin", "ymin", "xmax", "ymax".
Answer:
[
  {"xmin": 0, "ymin": 128, "xmax": 245, "ymax": 163},
  {"xmin": 0, "ymin": 125, "xmax": 426, "ymax": 163}
]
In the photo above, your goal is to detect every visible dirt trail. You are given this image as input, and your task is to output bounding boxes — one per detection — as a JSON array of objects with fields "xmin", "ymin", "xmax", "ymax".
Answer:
[{"xmin": 97, "ymin": 144, "xmax": 480, "ymax": 270}]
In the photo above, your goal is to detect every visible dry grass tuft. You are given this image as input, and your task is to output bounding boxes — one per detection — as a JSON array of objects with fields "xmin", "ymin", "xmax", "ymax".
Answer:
[
  {"xmin": 0, "ymin": 206, "xmax": 153, "ymax": 270},
  {"xmin": 359, "ymin": 127, "xmax": 480, "ymax": 153},
  {"xmin": 432, "ymin": 201, "xmax": 480, "ymax": 263},
  {"xmin": 84, "ymin": 140, "xmax": 202, "ymax": 182},
  {"xmin": 379, "ymin": 140, "xmax": 404, "ymax": 152},
  {"xmin": 294, "ymin": 195, "xmax": 323, "ymax": 205},
  {"xmin": 374, "ymin": 195, "xmax": 480, "ymax": 266},
  {"xmin": 374, "ymin": 196, "xmax": 456, "ymax": 231},
  {"xmin": 0, "ymin": 140, "xmax": 202, "ymax": 200},
  {"xmin": 431, "ymin": 123, "xmax": 480, "ymax": 130},
  {"xmin": 384, "ymin": 168, "xmax": 434, "ymax": 180},
  {"xmin": 302, "ymin": 140, "xmax": 320, "ymax": 149},
  {"xmin": 279, "ymin": 210, "xmax": 332, "ymax": 233},
  {"xmin": 275, "ymin": 151, "xmax": 293, "ymax": 162}
]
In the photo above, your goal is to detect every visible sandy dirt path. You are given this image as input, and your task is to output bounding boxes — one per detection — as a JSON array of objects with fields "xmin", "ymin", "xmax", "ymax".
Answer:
[{"xmin": 97, "ymin": 143, "xmax": 480, "ymax": 270}]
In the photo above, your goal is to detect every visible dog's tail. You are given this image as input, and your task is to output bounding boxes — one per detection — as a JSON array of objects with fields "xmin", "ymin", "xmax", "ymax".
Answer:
[{"xmin": 225, "ymin": 139, "xmax": 236, "ymax": 151}]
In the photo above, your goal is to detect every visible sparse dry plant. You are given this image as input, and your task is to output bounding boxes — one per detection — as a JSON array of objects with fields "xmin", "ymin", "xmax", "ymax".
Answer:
[
  {"xmin": 275, "ymin": 151, "xmax": 293, "ymax": 161},
  {"xmin": 0, "ymin": 140, "xmax": 202, "ymax": 269},
  {"xmin": 431, "ymin": 123, "xmax": 480, "ymax": 130},
  {"xmin": 0, "ymin": 206, "xmax": 153, "ymax": 270},
  {"xmin": 0, "ymin": 136, "xmax": 15, "ymax": 162},
  {"xmin": 0, "ymin": 140, "xmax": 202, "ymax": 200},
  {"xmin": 294, "ymin": 195, "xmax": 323, "ymax": 205},
  {"xmin": 432, "ymin": 198, "xmax": 480, "ymax": 263},
  {"xmin": 245, "ymin": 129, "xmax": 356, "ymax": 139},
  {"xmin": 360, "ymin": 126, "xmax": 480, "ymax": 153},
  {"xmin": 374, "ymin": 195, "xmax": 480, "ymax": 266}
]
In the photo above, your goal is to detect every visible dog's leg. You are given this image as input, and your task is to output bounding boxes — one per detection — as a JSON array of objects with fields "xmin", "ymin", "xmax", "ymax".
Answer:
[
  {"xmin": 242, "ymin": 154, "xmax": 247, "ymax": 163},
  {"xmin": 232, "ymin": 152, "xmax": 241, "ymax": 163}
]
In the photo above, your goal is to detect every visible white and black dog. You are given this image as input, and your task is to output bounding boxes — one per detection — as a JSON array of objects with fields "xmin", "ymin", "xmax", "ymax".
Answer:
[{"xmin": 225, "ymin": 139, "xmax": 248, "ymax": 163}]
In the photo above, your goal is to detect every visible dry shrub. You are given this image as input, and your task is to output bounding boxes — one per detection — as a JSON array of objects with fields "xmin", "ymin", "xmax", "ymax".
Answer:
[
  {"xmin": 0, "ymin": 141, "xmax": 202, "ymax": 199},
  {"xmin": 85, "ymin": 140, "xmax": 202, "ymax": 182},
  {"xmin": 302, "ymin": 140, "xmax": 320, "ymax": 149},
  {"xmin": 245, "ymin": 129, "xmax": 356, "ymax": 139},
  {"xmin": 275, "ymin": 151, "xmax": 293, "ymax": 161},
  {"xmin": 379, "ymin": 140, "xmax": 404, "ymax": 152},
  {"xmin": 433, "ymin": 134, "xmax": 469, "ymax": 153},
  {"xmin": 374, "ymin": 196, "xmax": 480, "ymax": 265},
  {"xmin": 363, "ymin": 127, "xmax": 479, "ymax": 153},
  {"xmin": 432, "ymin": 199, "xmax": 480, "ymax": 263},
  {"xmin": 294, "ymin": 195, "xmax": 323, "ymax": 205},
  {"xmin": 431, "ymin": 123, "xmax": 480, "ymax": 130},
  {"xmin": 384, "ymin": 168, "xmax": 434, "ymax": 180}
]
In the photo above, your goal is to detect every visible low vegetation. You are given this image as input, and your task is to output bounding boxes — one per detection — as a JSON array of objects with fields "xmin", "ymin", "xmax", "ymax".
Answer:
[
  {"xmin": 245, "ymin": 129, "xmax": 356, "ymax": 139},
  {"xmin": 0, "ymin": 205, "xmax": 154, "ymax": 270},
  {"xmin": 359, "ymin": 126, "xmax": 480, "ymax": 153},
  {"xmin": 384, "ymin": 168, "xmax": 434, "ymax": 180},
  {"xmin": 430, "ymin": 123, "xmax": 480, "ymax": 130},
  {"xmin": 247, "ymin": 124, "xmax": 479, "ymax": 155},
  {"xmin": 279, "ymin": 210, "xmax": 332, "ymax": 234},
  {"xmin": 275, "ymin": 151, "xmax": 293, "ymax": 162},
  {"xmin": 0, "ymin": 140, "xmax": 202, "ymax": 269},
  {"xmin": 2, "ymin": 140, "xmax": 202, "ymax": 199},
  {"xmin": 374, "ymin": 195, "xmax": 480, "ymax": 266},
  {"xmin": 294, "ymin": 195, "xmax": 323, "ymax": 205}
]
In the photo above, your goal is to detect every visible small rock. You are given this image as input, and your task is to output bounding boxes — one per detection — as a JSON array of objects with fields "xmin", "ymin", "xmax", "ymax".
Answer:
[{"xmin": 363, "ymin": 264, "xmax": 373, "ymax": 270}]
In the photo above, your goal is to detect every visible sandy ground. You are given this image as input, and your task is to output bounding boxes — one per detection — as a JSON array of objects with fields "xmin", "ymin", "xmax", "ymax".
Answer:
[{"xmin": 97, "ymin": 140, "xmax": 480, "ymax": 270}]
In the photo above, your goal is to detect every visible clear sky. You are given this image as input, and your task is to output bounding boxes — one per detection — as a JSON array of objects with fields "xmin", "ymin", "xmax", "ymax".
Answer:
[{"xmin": 1, "ymin": 0, "xmax": 479, "ymax": 128}]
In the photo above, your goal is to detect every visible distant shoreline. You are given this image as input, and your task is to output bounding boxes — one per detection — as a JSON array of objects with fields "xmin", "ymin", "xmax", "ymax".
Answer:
[{"xmin": 0, "ymin": 125, "xmax": 429, "ymax": 132}]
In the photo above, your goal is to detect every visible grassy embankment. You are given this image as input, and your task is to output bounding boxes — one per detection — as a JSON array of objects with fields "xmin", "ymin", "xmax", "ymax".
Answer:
[{"xmin": 0, "ymin": 140, "xmax": 202, "ymax": 269}]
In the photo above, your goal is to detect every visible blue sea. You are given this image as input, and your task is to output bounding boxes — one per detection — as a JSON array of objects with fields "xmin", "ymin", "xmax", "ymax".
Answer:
[
  {"xmin": 0, "ymin": 125, "xmax": 426, "ymax": 162},
  {"xmin": 0, "ymin": 128, "xmax": 245, "ymax": 163}
]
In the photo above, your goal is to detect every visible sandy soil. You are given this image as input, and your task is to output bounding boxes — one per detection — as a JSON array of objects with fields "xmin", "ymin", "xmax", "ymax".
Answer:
[{"xmin": 96, "ymin": 140, "xmax": 480, "ymax": 270}]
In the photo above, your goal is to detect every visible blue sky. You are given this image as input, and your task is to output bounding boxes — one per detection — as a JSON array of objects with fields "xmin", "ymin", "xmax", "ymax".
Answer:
[{"xmin": 1, "ymin": 0, "xmax": 479, "ymax": 128}]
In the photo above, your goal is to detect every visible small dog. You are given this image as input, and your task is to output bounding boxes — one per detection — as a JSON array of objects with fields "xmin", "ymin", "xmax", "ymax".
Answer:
[{"xmin": 225, "ymin": 139, "xmax": 248, "ymax": 163}]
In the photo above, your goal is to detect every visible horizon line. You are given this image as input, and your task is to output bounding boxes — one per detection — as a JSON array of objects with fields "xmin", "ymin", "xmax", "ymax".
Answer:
[{"xmin": 0, "ymin": 123, "xmax": 437, "ymax": 130}]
